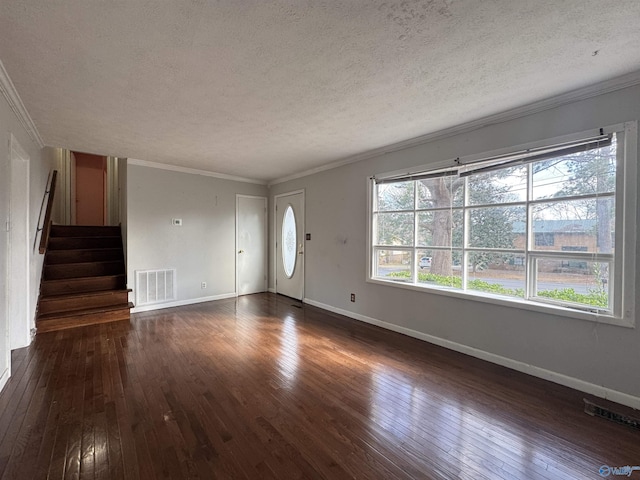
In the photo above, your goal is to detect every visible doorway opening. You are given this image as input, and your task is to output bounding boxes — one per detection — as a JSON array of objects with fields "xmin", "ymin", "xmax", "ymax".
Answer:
[{"xmin": 54, "ymin": 151, "xmax": 122, "ymax": 226}]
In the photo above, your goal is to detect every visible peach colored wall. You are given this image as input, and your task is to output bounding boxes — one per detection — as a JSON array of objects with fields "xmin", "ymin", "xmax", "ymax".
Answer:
[{"xmin": 74, "ymin": 152, "xmax": 106, "ymax": 225}]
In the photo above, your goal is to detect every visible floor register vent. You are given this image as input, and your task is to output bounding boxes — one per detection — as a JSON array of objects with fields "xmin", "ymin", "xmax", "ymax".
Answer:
[
  {"xmin": 136, "ymin": 269, "xmax": 177, "ymax": 306},
  {"xmin": 584, "ymin": 398, "xmax": 640, "ymax": 431}
]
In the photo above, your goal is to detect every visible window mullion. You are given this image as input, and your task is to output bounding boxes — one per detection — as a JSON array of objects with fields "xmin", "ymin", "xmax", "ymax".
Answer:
[
  {"xmin": 525, "ymin": 163, "xmax": 533, "ymax": 300},
  {"xmin": 462, "ymin": 177, "xmax": 469, "ymax": 291},
  {"xmin": 413, "ymin": 180, "xmax": 418, "ymax": 284}
]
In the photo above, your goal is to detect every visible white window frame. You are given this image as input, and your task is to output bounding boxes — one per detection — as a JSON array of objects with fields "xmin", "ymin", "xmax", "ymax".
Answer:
[{"xmin": 367, "ymin": 122, "xmax": 637, "ymax": 327}]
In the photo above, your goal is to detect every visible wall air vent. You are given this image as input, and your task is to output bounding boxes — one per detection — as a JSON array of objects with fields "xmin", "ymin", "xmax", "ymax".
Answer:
[{"xmin": 135, "ymin": 269, "xmax": 176, "ymax": 306}]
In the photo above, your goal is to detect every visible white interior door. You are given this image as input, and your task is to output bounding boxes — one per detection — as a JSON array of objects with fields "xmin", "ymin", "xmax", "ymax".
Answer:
[
  {"xmin": 8, "ymin": 135, "xmax": 30, "ymax": 351},
  {"xmin": 275, "ymin": 191, "xmax": 304, "ymax": 300},
  {"xmin": 236, "ymin": 195, "xmax": 267, "ymax": 296}
]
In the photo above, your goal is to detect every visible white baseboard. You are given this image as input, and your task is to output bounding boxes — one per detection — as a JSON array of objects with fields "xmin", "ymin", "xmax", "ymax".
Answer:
[
  {"xmin": 132, "ymin": 293, "xmax": 237, "ymax": 313},
  {"xmin": 303, "ymin": 298, "xmax": 640, "ymax": 411},
  {"xmin": 268, "ymin": 287, "xmax": 276, "ymax": 293},
  {"xmin": 0, "ymin": 367, "xmax": 10, "ymax": 394}
]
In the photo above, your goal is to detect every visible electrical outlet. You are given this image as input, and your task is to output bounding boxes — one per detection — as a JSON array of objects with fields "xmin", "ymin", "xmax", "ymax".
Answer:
[
  {"xmin": 201, "ymin": 282, "xmax": 207, "ymax": 289},
  {"xmin": 172, "ymin": 218, "xmax": 183, "ymax": 226},
  {"xmin": 350, "ymin": 293, "xmax": 355, "ymax": 302}
]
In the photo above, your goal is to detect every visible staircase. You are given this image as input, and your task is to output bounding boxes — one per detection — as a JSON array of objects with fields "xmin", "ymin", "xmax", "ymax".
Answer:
[{"xmin": 36, "ymin": 225, "xmax": 133, "ymax": 333}]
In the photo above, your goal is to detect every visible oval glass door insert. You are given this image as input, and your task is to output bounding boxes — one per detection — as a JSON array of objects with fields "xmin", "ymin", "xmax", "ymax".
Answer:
[{"xmin": 282, "ymin": 205, "xmax": 297, "ymax": 278}]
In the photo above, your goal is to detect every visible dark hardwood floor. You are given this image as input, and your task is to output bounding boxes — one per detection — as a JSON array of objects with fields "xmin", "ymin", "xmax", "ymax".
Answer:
[{"xmin": 0, "ymin": 293, "xmax": 637, "ymax": 479}]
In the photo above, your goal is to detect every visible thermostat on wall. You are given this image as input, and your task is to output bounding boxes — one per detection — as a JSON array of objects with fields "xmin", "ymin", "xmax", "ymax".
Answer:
[{"xmin": 172, "ymin": 218, "xmax": 183, "ymax": 226}]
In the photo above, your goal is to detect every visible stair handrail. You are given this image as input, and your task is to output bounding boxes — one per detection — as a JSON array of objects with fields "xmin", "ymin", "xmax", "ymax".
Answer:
[{"xmin": 37, "ymin": 169, "xmax": 58, "ymax": 254}]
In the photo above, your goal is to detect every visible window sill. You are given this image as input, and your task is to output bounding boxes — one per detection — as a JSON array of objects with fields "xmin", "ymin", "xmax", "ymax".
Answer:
[{"xmin": 367, "ymin": 277, "xmax": 634, "ymax": 328}]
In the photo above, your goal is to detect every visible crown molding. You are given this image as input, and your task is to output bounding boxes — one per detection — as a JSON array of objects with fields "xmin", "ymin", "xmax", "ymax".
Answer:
[
  {"xmin": 128, "ymin": 158, "xmax": 267, "ymax": 185},
  {"xmin": 269, "ymin": 70, "xmax": 640, "ymax": 186},
  {"xmin": 0, "ymin": 59, "xmax": 44, "ymax": 149}
]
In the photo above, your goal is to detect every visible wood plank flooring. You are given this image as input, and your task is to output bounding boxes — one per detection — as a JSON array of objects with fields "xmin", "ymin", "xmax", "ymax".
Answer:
[{"xmin": 0, "ymin": 293, "xmax": 637, "ymax": 479}]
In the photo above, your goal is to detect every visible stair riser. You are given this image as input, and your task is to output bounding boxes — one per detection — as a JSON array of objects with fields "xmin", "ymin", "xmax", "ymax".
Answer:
[
  {"xmin": 41, "ymin": 276, "xmax": 126, "ymax": 296},
  {"xmin": 44, "ymin": 262, "xmax": 124, "ymax": 280},
  {"xmin": 46, "ymin": 249, "xmax": 123, "ymax": 265},
  {"xmin": 48, "ymin": 237, "xmax": 122, "ymax": 250},
  {"xmin": 38, "ymin": 292, "xmax": 130, "ymax": 315},
  {"xmin": 50, "ymin": 225, "xmax": 121, "ymax": 237},
  {"xmin": 37, "ymin": 308, "xmax": 131, "ymax": 333}
]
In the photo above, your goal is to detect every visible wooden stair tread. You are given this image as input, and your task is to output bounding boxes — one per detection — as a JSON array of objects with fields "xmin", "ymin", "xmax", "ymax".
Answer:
[
  {"xmin": 42, "ymin": 274, "xmax": 126, "ymax": 284},
  {"xmin": 40, "ymin": 275, "xmax": 127, "ymax": 296},
  {"xmin": 46, "ymin": 259, "xmax": 123, "ymax": 267},
  {"xmin": 37, "ymin": 302, "xmax": 134, "ymax": 321},
  {"xmin": 44, "ymin": 262, "xmax": 125, "ymax": 280},
  {"xmin": 49, "ymin": 236, "xmax": 121, "ymax": 241},
  {"xmin": 39, "ymin": 288, "xmax": 132, "ymax": 302},
  {"xmin": 50, "ymin": 225, "xmax": 121, "ymax": 236},
  {"xmin": 47, "ymin": 237, "xmax": 123, "ymax": 250},
  {"xmin": 46, "ymin": 247, "xmax": 121, "ymax": 253},
  {"xmin": 45, "ymin": 248, "xmax": 124, "ymax": 265},
  {"xmin": 36, "ymin": 303, "xmax": 133, "ymax": 333},
  {"xmin": 50, "ymin": 233, "xmax": 121, "ymax": 237}
]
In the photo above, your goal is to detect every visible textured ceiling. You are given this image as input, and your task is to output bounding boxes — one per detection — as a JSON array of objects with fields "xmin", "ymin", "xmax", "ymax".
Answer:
[{"xmin": 1, "ymin": 1, "xmax": 640, "ymax": 182}]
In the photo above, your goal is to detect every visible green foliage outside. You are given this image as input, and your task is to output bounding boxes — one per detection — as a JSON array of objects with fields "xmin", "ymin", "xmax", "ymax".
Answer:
[
  {"xmin": 388, "ymin": 270, "xmax": 462, "ymax": 288},
  {"xmin": 386, "ymin": 270, "xmax": 522, "ymax": 296},
  {"xmin": 386, "ymin": 271, "xmax": 607, "ymax": 307},
  {"xmin": 536, "ymin": 288, "xmax": 608, "ymax": 308}
]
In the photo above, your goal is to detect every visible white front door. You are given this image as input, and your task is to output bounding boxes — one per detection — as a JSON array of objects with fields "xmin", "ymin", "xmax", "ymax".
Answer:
[
  {"xmin": 236, "ymin": 195, "xmax": 267, "ymax": 296},
  {"xmin": 275, "ymin": 191, "xmax": 304, "ymax": 300}
]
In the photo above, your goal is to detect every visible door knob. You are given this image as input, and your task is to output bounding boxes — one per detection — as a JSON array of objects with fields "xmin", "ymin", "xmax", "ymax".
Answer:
[{"xmin": 238, "ymin": 249, "xmax": 244, "ymax": 254}]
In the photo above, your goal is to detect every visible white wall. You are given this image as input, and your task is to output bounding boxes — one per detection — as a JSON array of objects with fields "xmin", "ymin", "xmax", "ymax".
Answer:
[
  {"xmin": 0, "ymin": 95, "xmax": 10, "ymax": 390},
  {"xmin": 269, "ymin": 84, "xmax": 640, "ymax": 408},
  {"xmin": 0, "ymin": 91, "xmax": 56, "ymax": 369},
  {"xmin": 27, "ymin": 148, "xmax": 56, "ymax": 345},
  {"xmin": 127, "ymin": 164, "xmax": 267, "ymax": 310}
]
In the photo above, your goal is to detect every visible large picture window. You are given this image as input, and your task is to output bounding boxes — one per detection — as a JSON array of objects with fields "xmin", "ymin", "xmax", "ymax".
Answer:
[{"xmin": 369, "ymin": 123, "xmax": 636, "ymax": 323}]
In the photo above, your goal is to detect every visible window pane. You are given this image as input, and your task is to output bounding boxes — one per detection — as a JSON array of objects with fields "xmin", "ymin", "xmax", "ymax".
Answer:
[
  {"xmin": 375, "ymin": 250, "xmax": 412, "ymax": 281},
  {"xmin": 533, "ymin": 258, "xmax": 610, "ymax": 310},
  {"xmin": 417, "ymin": 176, "xmax": 464, "ymax": 209},
  {"xmin": 416, "ymin": 249, "xmax": 462, "ymax": 289},
  {"xmin": 377, "ymin": 182, "xmax": 415, "ymax": 211},
  {"xmin": 281, "ymin": 205, "xmax": 297, "ymax": 278},
  {"xmin": 375, "ymin": 212, "xmax": 414, "ymax": 246},
  {"xmin": 531, "ymin": 198, "xmax": 614, "ymax": 254},
  {"xmin": 468, "ymin": 206, "xmax": 526, "ymax": 249},
  {"xmin": 467, "ymin": 252, "xmax": 525, "ymax": 298},
  {"xmin": 417, "ymin": 210, "xmax": 463, "ymax": 247},
  {"xmin": 532, "ymin": 137, "xmax": 617, "ymax": 200},
  {"xmin": 467, "ymin": 165, "xmax": 527, "ymax": 205}
]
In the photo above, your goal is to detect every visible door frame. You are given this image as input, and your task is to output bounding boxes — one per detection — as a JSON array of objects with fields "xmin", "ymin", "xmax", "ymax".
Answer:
[
  {"xmin": 8, "ymin": 134, "xmax": 30, "ymax": 351},
  {"xmin": 235, "ymin": 194, "xmax": 267, "ymax": 296},
  {"xmin": 273, "ymin": 190, "xmax": 305, "ymax": 300},
  {"xmin": 106, "ymin": 156, "xmax": 120, "ymax": 226}
]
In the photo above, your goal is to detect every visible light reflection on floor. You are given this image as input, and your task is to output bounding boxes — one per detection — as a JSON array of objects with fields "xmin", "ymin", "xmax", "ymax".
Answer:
[
  {"xmin": 369, "ymin": 367, "xmax": 543, "ymax": 476},
  {"xmin": 230, "ymin": 299, "xmax": 578, "ymax": 477},
  {"xmin": 277, "ymin": 315, "xmax": 299, "ymax": 389}
]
